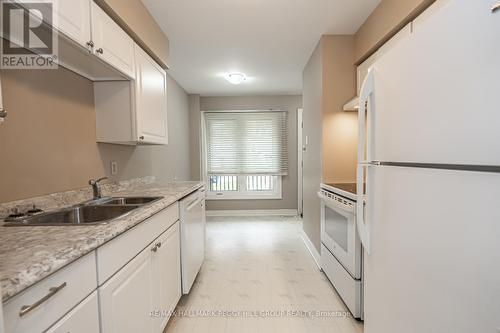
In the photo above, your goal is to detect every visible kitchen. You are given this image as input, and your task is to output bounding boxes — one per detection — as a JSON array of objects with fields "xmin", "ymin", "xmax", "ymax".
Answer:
[{"xmin": 0, "ymin": 0, "xmax": 499, "ymax": 332}]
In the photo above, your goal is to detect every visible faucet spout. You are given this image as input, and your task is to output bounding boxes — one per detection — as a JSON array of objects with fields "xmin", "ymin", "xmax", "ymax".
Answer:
[{"xmin": 89, "ymin": 177, "xmax": 108, "ymax": 199}]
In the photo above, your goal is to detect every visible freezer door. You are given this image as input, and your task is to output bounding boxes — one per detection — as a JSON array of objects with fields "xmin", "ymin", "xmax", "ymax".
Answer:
[
  {"xmin": 368, "ymin": 0, "xmax": 500, "ymax": 165},
  {"xmin": 363, "ymin": 165, "xmax": 500, "ymax": 333}
]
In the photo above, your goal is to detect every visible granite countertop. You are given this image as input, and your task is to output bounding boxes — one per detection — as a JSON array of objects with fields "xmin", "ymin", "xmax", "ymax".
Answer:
[{"xmin": 0, "ymin": 179, "xmax": 204, "ymax": 303}]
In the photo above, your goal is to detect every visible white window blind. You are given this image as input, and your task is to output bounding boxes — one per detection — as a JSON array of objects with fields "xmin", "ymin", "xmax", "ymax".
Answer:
[{"xmin": 204, "ymin": 111, "xmax": 288, "ymax": 176}]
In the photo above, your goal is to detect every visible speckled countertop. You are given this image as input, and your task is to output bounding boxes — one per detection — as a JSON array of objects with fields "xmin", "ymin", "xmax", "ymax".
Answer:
[{"xmin": 0, "ymin": 178, "xmax": 204, "ymax": 303}]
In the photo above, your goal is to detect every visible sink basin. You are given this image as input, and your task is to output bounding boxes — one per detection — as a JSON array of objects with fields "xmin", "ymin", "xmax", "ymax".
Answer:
[
  {"xmin": 98, "ymin": 196, "xmax": 163, "ymax": 205},
  {"xmin": 4, "ymin": 205, "xmax": 138, "ymax": 227}
]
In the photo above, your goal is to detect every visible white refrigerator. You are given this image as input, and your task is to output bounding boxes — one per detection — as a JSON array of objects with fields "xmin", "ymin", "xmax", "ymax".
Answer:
[{"xmin": 356, "ymin": 1, "xmax": 500, "ymax": 332}]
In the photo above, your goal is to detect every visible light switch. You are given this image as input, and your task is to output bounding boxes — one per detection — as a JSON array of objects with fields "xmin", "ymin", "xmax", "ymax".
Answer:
[{"xmin": 110, "ymin": 161, "xmax": 118, "ymax": 175}]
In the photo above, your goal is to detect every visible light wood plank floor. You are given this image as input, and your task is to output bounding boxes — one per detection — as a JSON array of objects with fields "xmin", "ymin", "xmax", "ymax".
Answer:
[{"xmin": 164, "ymin": 216, "xmax": 363, "ymax": 333}]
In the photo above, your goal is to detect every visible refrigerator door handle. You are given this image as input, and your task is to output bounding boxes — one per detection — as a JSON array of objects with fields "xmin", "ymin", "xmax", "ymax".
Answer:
[
  {"xmin": 358, "ymin": 68, "xmax": 375, "ymax": 163},
  {"xmin": 357, "ymin": 68, "xmax": 376, "ymax": 255}
]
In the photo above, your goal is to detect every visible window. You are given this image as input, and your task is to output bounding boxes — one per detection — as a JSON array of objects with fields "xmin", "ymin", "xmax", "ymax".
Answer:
[
  {"xmin": 202, "ymin": 111, "xmax": 288, "ymax": 200},
  {"xmin": 208, "ymin": 175, "xmax": 282, "ymax": 199}
]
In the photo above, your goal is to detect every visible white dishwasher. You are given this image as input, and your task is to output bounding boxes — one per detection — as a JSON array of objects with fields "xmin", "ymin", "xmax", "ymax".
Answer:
[{"xmin": 179, "ymin": 187, "xmax": 206, "ymax": 294}]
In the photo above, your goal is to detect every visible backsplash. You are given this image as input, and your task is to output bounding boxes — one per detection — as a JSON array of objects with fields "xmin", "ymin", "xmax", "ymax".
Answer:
[{"xmin": 0, "ymin": 176, "xmax": 156, "ymax": 220}]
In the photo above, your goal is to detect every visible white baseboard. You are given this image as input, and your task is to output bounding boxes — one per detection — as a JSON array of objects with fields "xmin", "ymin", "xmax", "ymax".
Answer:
[
  {"xmin": 206, "ymin": 209, "xmax": 298, "ymax": 217},
  {"xmin": 301, "ymin": 230, "xmax": 321, "ymax": 270}
]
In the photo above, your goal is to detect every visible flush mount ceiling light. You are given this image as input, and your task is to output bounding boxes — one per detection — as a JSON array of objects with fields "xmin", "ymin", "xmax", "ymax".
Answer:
[{"xmin": 225, "ymin": 72, "xmax": 247, "ymax": 85}]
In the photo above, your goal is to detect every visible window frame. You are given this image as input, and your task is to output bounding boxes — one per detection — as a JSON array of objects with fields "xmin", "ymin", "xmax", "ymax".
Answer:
[
  {"xmin": 201, "ymin": 111, "xmax": 284, "ymax": 201},
  {"xmin": 206, "ymin": 174, "xmax": 282, "ymax": 200}
]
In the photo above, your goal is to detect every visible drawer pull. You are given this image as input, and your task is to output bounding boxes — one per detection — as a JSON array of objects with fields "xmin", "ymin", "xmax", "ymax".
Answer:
[{"xmin": 19, "ymin": 282, "xmax": 67, "ymax": 317}]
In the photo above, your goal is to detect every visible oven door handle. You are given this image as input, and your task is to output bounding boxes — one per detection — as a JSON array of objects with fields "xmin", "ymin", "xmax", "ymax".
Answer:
[{"xmin": 317, "ymin": 191, "xmax": 355, "ymax": 215}]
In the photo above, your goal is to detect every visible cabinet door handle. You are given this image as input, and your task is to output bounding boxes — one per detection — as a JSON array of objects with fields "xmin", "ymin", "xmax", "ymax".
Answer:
[
  {"xmin": 19, "ymin": 282, "xmax": 67, "ymax": 317},
  {"xmin": 0, "ymin": 109, "xmax": 6, "ymax": 119},
  {"xmin": 96, "ymin": 48, "xmax": 104, "ymax": 54},
  {"xmin": 151, "ymin": 242, "xmax": 162, "ymax": 253},
  {"xmin": 493, "ymin": 3, "xmax": 500, "ymax": 12},
  {"xmin": 139, "ymin": 135, "xmax": 145, "ymax": 140},
  {"xmin": 86, "ymin": 41, "xmax": 94, "ymax": 48}
]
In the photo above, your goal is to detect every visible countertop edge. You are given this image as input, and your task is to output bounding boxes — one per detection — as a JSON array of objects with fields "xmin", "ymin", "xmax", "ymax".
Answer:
[{"xmin": 1, "ymin": 182, "xmax": 204, "ymax": 303}]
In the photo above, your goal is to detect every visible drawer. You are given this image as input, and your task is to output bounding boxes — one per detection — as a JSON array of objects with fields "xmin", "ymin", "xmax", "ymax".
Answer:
[
  {"xmin": 321, "ymin": 244, "xmax": 362, "ymax": 318},
  {"xmin": 4, "ymin": 252, "xmax": 97, "ymax": 333},
  {"xmin": 96, "ymin": 202, "xmax": 179, "ymax": 284},
  {"xmin": 45, "ymin": 291, "xmax": 100, "ymax": 333}
]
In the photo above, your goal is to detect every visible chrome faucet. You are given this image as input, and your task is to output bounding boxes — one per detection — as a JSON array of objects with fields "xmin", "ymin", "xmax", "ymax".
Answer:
[{"xmin": 89, "ymin": 177, "xmax": 108, "ymax": 199}]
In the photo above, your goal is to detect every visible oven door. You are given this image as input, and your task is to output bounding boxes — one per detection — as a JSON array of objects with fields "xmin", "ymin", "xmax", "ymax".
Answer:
[{"xmin": 318, "ymin": 192, "xmax": 361, "ymax": 279}]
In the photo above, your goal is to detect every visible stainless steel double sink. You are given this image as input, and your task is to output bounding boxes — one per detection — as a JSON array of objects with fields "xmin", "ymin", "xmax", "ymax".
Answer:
[{"xmin": 3, "ymin": 196, "xmax": 163, "ymax": 227}]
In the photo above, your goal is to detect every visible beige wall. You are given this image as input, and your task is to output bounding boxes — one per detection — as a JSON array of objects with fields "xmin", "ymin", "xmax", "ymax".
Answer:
[
  {"xmin": 194, "ymin": 95, "xmax": 302, "ymax": 211},
  {"xmin": 0, "ymin": 68, "xmax": 105, "ymax": 202},
  {"xmin": 302, "ymin": 41, "xmax": 323, "ymax": 252},
  {"xmin": 354, "ymin": 0, "xmax": 435, "ymax": 63},
  {"xmin": 301, "ymin": 35, "xmax": 357, "ymax": 252},
  {"xmin": 94, "ymin": 0, "xmax": 170, "ymax": 68},
  {"xmin": 321, "ymin": 35, "xmax": 358, "ymax": 184},
  {"xmin": 0, "ymin": 68, "xmax": 191, "ymax": 203}
]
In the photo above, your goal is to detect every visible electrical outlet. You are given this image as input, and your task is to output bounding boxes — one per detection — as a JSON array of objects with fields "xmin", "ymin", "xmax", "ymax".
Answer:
[{"xmin": 110, "ymin": 161, "xmax": 118, "ymax": 175}]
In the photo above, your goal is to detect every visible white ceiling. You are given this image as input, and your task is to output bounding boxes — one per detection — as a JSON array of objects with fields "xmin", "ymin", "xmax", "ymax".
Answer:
[{"xmin": 141, "ymin": 0, "xmax": 381, "ymax": 96}]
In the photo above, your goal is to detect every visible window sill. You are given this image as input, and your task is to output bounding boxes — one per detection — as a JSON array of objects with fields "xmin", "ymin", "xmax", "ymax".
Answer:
[{"xmin": 206, "ymin": 193, "xmax": 283, "ymax": 200}]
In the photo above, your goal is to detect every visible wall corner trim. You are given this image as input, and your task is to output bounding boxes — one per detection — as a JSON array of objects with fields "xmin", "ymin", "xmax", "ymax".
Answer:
[{"xmin": 301, "ymin": 230, "xmax": 321, "ymax": 270}]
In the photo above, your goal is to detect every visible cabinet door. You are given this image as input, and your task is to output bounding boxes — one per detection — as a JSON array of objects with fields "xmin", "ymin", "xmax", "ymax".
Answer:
[
  {"xmin": 135, "ymin": 46, "xmax": 168, "ymax": 144},
  {"xmin": 90, "ymin": 2, "xmax": 135, "ymax": 79},
  {"xmin": 357, "ymin": 24, "xmax": 412, "ymax": 94},
  {"xmin": 54, "ymin": 0, "xmax": 92, "ymax": 48},
  {"xmin": 375, "ymin": 23, "xmax": 412, "ymax": 60},
  {"xmin": 357, "ymin": 52, "xmax": 378, "ymax": 94},
  {"xmin": 152, "ymin": 222, "xmax": 181, "ymax": 332},
  {"xmin": 45, "ymin": 292, "xmax": 100, "ymax": 333},
  {"xmin": 99, "ymin": 245, "xmax": 154, "ymax": 333}
]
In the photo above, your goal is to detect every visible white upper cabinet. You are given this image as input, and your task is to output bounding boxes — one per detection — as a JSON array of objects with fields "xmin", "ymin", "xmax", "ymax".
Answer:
[
  {"xmin": 95, "ymin": 44, "xmax": 168, "ymax": 145},
  {"xmin": 357, "ymin": 52, "xmax": 378, "ymax": 94},
  {"xmin": 135, "ymin": 46, "xmax": 168, "ymax": 144},
  {"xmin": 53, "ymin": 0, "xmax": 92, "ymax": 49},
  {"xmin": 357, "ymin": 23, "xmax": 412, "ymax": 93},
  {"xmin": 375, "ymin": 23, "xmax": 412, "ymax": 60},
  {"xmin": 90, "ymin": 1, "xmax": 136, "ymax": 79}
]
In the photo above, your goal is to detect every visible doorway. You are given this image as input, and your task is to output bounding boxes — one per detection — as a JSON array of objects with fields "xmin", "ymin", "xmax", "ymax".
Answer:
[{"xmin": 297, "ymin": 108, "xmax": 304, "ymax": 216}]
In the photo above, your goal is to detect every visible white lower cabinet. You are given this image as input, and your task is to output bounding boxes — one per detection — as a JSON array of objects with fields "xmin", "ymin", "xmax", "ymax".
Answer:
[
  {"xmin": 3, "ymin": 253, "xmax": 97, "ymax": 333},
  {"xmin": 1, "ymin": 204, "xmax": 186, "ymax": 333},
  {"xmin": 99, "ymin": 221, "xmax": 181, "ymax": 333},
  {"xmin": 99, "ymin": 242, "xmax": 154, "ymax": 333},
  {"xmin": 152, "ymin": 222, "xmax": 181, "ymax": 332},
  {"xmin": 45, "ymin": 291, "xmax": 100, "ymax": 333}
]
